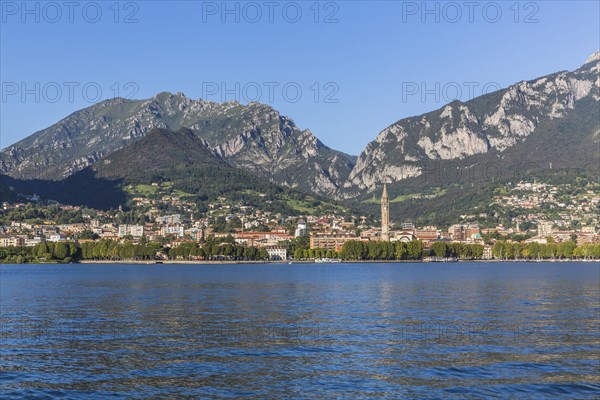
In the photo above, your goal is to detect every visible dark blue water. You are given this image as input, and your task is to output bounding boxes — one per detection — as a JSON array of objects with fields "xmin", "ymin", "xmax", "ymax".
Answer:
[{"xmin": 1, "ymin": 263, "xmax": 599, "ymax": 399}]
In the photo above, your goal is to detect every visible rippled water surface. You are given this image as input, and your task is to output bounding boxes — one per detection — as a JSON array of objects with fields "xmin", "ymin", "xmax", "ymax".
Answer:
[{"xmin": 1, "ymin": 262, "xmax": 599, "ymax": 399}]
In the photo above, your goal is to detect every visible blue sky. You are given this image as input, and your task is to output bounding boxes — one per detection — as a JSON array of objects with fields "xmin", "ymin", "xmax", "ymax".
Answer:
[{"xmin": 1, "ymin": 0, "xmax": 598, "ymax": 155}]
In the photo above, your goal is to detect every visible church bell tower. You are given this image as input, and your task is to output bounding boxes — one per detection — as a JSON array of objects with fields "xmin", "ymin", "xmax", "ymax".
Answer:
[{"xmin": 381, "ymin": 184, "xmax": 390, "ymax": 241}]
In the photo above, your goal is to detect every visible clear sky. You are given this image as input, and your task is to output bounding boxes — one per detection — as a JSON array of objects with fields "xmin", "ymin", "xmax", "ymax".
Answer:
[{"xmin": 1, "ymin": 0, "xmax": 598, "ymax": 155}]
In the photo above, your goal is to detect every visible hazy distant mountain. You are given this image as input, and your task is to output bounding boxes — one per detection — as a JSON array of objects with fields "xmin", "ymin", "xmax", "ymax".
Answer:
[
  {"xmin": 342, "ymin": 51, "xmax": 599, "ymax": 197},
  {"xmin": 0, "ymin": 93, "xmax": 355, "ymax": 197}
]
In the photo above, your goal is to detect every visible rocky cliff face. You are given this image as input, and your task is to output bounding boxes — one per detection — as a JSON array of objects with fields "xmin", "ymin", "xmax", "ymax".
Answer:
[
  {"xmin": 0, "ymin": 92, "xmax": 355, "ymax": 196},
  {"xmin": 342, "ymin": 51, "xmax": 599, "ymax": 197}
]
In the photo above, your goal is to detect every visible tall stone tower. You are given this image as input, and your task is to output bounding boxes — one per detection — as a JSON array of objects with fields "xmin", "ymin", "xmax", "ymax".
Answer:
[{"xmin": 381, "ymin": 184, "xmax": 390, "ymax": 241}]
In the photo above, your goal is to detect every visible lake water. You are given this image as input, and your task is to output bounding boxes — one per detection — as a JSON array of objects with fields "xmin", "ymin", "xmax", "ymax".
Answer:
[{"xmin": 1, "ymin": 262, "xmax": 599, "ymax": 399}]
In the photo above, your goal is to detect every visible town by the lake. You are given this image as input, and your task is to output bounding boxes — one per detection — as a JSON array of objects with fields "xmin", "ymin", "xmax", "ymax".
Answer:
[{"xmin": 2, "ymin": 178, "xmax": 599, "ymax": 263}]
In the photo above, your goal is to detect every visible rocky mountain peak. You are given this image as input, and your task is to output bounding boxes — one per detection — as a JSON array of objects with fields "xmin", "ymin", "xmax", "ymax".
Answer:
[
  {"xmin": 0, "ymin": 91, "xmax": 355, "ymax": 196},
  {"xmin": 341, "ymin": 52, "xmax": 599, "ymax": 196},
  {"xmin": 584, "ymin": 50, "xmax": 600, "ymax": 65}
]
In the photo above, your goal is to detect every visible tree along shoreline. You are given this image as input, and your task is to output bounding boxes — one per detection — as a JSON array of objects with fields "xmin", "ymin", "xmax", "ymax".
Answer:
[
  {"xmin": 1, "ymin": 239, "xmax": 598, "ymax": 264},
  {"xmin": 0, "ymin": 259, "xmax": 597, "ymax": 265},
  {"xmin": 71, "ymin": 259, "xmax": 600, "ymax": 264}
]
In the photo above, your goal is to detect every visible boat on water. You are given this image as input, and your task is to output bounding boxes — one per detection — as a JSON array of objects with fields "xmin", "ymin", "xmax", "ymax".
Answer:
[
  {"xmin": 314, "ymin": 258, "xmax": 342, "ymax": 263},
  {"xmin": 423, "ymin": 257, "xmax": 458, "ymax": 262}
]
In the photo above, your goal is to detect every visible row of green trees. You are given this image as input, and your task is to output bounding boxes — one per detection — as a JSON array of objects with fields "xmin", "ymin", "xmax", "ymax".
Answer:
[
  {"xmin": 430, "ymin": 242, "xmax": 484, "ymax": 259},
  {"xmin": 492, "ymin": 241, "xmax": 600, "ymax": 260},
  {"xmin": 293, "ymin": 248, "xmax": 340, "ymax": 259},
  {"xmin": 339, "ymin": 240, "xmax": 425, "ymax": 260},
  {"xmin": 3, "ymin": 239, "xmax": 599, "ymax": 264},
  {"xmin": 167, "ymin": 241, "xmax": 269, "ymax": 260},
  {"xmin": 0, "ymin": 239, "xmax": 271, "ymax": 263},
  {"xmin": 78, "ymin": 241, "xmax": 158, "ymax": 261},
  {"xmin": 0, "ymin": 240, "xmax": 161, "ymax": 263},
  {"xmin": 312, "ymin": 240, "xmax": 600, "ymax": 261}
]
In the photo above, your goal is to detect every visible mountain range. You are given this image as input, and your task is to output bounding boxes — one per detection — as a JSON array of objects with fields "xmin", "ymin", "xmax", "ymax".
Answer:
[
  {"xmin": 1, "ymin": 51, "xmax": 598, "ymax": 217},
  {"xmin": 0, "ymin": 93, "xmax": 355, "ymax": 197},
  {"xmin": 344, "ymin": 51, "xmax": 599, "ymax": 196},
  {"xmin": 0, "ymin": 127, "xmax": 350, "ymax": 215}
]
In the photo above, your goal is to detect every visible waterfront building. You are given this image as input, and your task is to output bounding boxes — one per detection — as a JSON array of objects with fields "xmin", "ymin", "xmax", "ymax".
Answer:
[
  {"xmin": 310, "ymin": 233, "xmax": 358, "ymax": 251},
  {"xmin": 265, "ymin": 246, "xmax": 287, "ymax": 260},
  {"xmin": 415, "ymin": 227, "xmax": 439, "ymax": 240},
  {"xmin": 415, "ymin": 227, "xmax": 439, "ymax": 247},
  {"xmin": 483, "ymin": 245, "xmax": 493, "ymax": 260}
]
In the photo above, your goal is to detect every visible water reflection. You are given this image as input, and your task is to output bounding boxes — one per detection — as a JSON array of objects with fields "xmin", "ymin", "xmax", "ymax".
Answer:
[{"xmin": 1, "ymin": 263, "xmax": 599, "ymax": 399}]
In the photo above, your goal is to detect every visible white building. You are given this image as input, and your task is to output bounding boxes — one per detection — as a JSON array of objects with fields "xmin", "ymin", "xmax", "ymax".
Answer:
[
  {"xmin": 160, "ymin": 225, "xmax": 184, "ymax": 238},
  {"xmin": 118, "ymin": 225, "xmax": 144, "ymax": 238},
  {"xmin": 0, "ymin": 236, "xmax": 25, "ymax": 247},
  {"xmin": 483, "ymin": 245, "xmax": 493, "ymax": 260},
  {"xmin": 294, "ymin": 220, "xmax": 307, "ymax": 237},
  {"xmin": 25, "ymin": 237, "xmax": 44, "ymax": 247},
  {"xmin": 525, "ymin": 237, "xmax": 548, "ymax": 244},
  {"xmin": 47, "ymin": 234, "xmax": 65, "ymax": 242},
  {"xmin": 266, "ymin": 246, "xmax": 287, "ymax": 260},
  {"xmin": 537, "ymin": 221, "xmax": 554, "ymax": 238},
  {"xmin": 156, "ymin": 214, "xmax": 181, "ymax": 225}
]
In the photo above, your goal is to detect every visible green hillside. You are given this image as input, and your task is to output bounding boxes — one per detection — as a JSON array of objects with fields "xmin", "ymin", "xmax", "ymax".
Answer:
[{"xmin": 1, "ymin": 128, "xmax": 351, "ymax": 216}]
